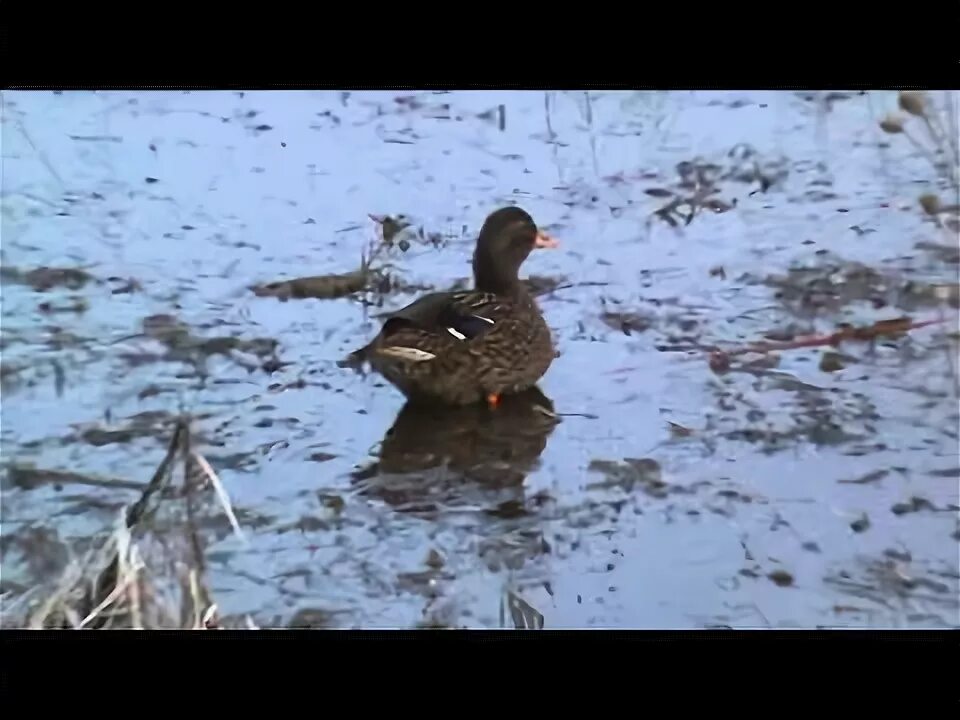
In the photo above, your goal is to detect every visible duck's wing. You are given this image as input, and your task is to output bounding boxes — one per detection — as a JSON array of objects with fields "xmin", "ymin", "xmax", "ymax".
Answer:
[
  {"xmin": 382, "ymin": 291, "xmax": 506, "ymax": 344},
  {"xmin": 339, "ymin": 291, "xmax": 514, "ymax": 369}
]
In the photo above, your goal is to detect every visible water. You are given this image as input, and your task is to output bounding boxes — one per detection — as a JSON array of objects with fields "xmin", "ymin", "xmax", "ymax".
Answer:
[{"xmin": 2, "ymin": 89, "xmax": 958, "ymax": 628}]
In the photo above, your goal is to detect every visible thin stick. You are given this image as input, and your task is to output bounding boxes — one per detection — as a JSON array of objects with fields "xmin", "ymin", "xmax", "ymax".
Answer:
[
  {"xmin": 79, "ymin": 516, "xmax": 146, "ymax": 629},
  {"xmin": 901, "ymin": 126, "xmax": 954, "ymax": 188},
  {"xmin": 608, "ymin": 316, "xmax": 947, "ymax": 375},
  {"xmin": 201, "ymin": 603, "xmax": 218, "ymax": 629},
  {"xmin": 721, "ymin": 317, "xmax": 945, "ymax": 358},
  {"xmin": 188, "ymin": 569, "xmax": 203, "ymax": 629},
  {"xmin": 924, "ymin": 93, "xmax": 959, "ymax": 187},
  {"xmin": 182, "ymin": 423, "xmax": 208, "ymax": 575},
  {"xmin": 191, "ymin": 451, "xmax": 248, "ymax": 545},
  {"xmin": 27, "ymin": 563, "xmax": 83, "ymax": 629},
  {"xmin": 943, "ymin": 92, "xmax": 960, "ymax": 180},
  {"xmin": 936, "ymin": 299, "xmax": 960, "ymax": 398},
  {"xmin": 126, "ymin": 418, "xmax": 185, "ymax": 529},
  {"xmin": 128, "ymin": 547, "xmax": 144, "ymax": 630},
  {"xmin": 79, "ymin": 569, "xmax": 139, "ymax": 629},
  {"xmin": 585, "ymin": 91, "xmax": 599, "ymax": 177},
  {"xmin": 544, "ymin": 92, "xmax": 555, "ymax": 140},
  {"xmin": 63, "ymin": 606, "xmax": 83, "ymax": 629},
  {"xmin": 15, "ymin": 119, "xmax": 66, "ymax": 188}
]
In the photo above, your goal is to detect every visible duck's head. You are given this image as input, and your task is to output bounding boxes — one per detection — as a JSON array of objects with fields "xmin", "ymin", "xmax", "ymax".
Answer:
[{"xmin": 473, "ymin": 206, "xmax": 558, "ymax": 293}]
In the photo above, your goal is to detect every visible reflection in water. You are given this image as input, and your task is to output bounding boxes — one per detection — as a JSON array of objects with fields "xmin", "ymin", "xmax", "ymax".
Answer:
[{"xmin": 351, "ymin": 387, "xmax": 559, "ymax": 515}]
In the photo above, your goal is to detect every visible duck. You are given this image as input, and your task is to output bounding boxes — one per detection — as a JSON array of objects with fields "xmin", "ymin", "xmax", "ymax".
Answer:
[{"xmin": 341, "ymin": 206, "xmax": 559, "ymax": 408}]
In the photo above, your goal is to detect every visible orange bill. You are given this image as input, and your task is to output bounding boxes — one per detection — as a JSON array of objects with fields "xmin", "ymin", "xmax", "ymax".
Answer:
[{"xmin": 534, "ymin": 230, "xmax": 559, "ymax": 249}]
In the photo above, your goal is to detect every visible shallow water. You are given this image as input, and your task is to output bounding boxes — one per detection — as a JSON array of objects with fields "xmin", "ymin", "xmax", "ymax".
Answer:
[{"xmin": 2, "ymin": 89, "xmax": 958, "ymax": 628}]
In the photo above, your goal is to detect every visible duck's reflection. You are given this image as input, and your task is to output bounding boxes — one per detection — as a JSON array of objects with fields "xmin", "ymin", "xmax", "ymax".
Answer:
[{"xmin": 351, "ymin": 387, "xmax": 560, "ymax": 515}]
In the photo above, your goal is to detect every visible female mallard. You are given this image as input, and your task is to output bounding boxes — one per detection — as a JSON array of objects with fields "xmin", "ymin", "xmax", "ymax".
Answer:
[{"xmin": 342, "ymin": 206, "xmax": 559, "ymax": 407}]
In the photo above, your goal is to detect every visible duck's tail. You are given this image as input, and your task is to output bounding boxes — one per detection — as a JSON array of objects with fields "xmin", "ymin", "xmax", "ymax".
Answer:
[{"xmin": 337, "ymin": 344, "xmax": 370, "ymax": 373}]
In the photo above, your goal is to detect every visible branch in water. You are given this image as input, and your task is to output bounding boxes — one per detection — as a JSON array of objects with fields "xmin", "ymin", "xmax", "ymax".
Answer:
[{"xmin": 608, "ymin": 316, "xmax": 948, "ymax": 375}]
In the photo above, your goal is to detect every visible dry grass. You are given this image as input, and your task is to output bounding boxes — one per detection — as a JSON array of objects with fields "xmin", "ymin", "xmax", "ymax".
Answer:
[
  {"xmin": 878, "ymin": 91, "xmax": 960, "ymax": 397},
  {"xmin": 879, "ymin": 91, "xmax": 959, "ymax": 222},
  {"xmin": 2, "ymin": 416, "xmax": 257, "ymax": 630}
]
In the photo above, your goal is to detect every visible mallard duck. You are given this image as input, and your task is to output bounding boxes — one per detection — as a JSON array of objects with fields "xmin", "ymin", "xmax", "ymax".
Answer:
[{"xmin": 341, "ymin": 206, "xmax": 559, "ymax": 407}]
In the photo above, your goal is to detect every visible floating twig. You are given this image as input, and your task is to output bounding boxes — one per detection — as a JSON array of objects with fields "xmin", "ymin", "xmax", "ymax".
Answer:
[
  {"xmin": 712, "ymin": 317, "xmax": 945, "ymax": 359},
  {"xmin": 609, "ymin": 316, "xmax": 948, "ymax": 376}
]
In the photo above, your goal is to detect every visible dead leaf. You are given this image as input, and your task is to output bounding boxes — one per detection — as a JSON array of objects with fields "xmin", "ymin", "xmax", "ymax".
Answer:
[{"xmin": 668, "ymin": 421, "xmax": 694, "ymax": 438}]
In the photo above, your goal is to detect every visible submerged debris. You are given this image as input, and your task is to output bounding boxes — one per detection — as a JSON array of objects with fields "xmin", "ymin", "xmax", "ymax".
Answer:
[
  {"xmin": 112, "ymin": 314, "xmax": 284, "ymax": 377},
  {"xmin": 252, "ymin": 269, "xmax": 373, "ymax": 300},
  {"xmin": 891, "ymin": 497, "xmax": 938, "ymax": 516},
  {"xmin": 839, "ymin": 469, "xmax": 889, "ymax": 485},
  {"xmin": 767, "ymin": 570, "xmax": 794, "ymax": 587},
  {"xmin": 850, "ymin": 513, "xmax": 871, "ymax": 534},
  {"xmin": 757, "ymin": 254, "xmax": 959, "ymax": 316},
  {"xmin": 819, "ymin": 351, "xmax": 855, "ymax": 372},
  {"xmin": 287, "ymin": 608, "xmax": 338, "ymax": 628},
  {"xmin": 4, "ymin": 465, "xmax": 145, "ymax": 492},
  {"xmin": 252, "ymin": 213, "xmax": 438, "ymax": 301},
  {"xmin": 1, "ymin": 266, "xmax": 97, "ymax": 292},
  {"xmin": 587, "ymin": 458, "xmax": 668, "ymax": 497},
  {"xmin": 646, "ymin": 147, "xmax": 786, "ymax": 228}
]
